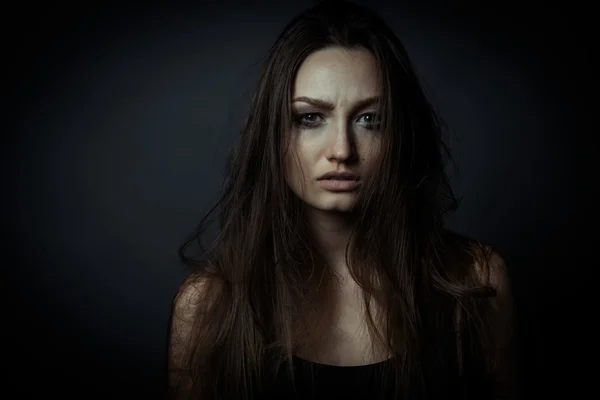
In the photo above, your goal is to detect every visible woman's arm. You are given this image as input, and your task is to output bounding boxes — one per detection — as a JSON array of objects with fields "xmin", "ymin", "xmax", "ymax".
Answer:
[{"xmin": 167, "ymin": 275, "xmax": 210, "ymax": 399}]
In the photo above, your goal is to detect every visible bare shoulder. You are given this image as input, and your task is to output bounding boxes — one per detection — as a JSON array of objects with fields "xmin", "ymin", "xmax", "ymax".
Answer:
[
  {"xmin": 172, "ymin": 273, "xmax": 215, "ymax": 316},
  {"xmin": 170, "ymin": 272, "xmax": 221, "ymax": 338},
  {"xmin": 442, "ymin": 229, "xmax": 511, "ymax": 297},
  {"xmin": 168, "ymin": 272, "xmax": 221, "ymax": 392},
  {"xmin": 470, "ymin": 242, "xmax": 512, "ymax": 299}
]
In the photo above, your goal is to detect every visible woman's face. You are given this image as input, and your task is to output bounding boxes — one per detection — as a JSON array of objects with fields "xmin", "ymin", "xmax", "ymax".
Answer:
[{"xmin": 285, "ymin": 46, "xmax": 382, "ymax": 213}]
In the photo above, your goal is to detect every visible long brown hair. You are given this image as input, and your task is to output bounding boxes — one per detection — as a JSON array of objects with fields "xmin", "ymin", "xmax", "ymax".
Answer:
[{"xmin": 173, "ymin": 1, "xmax": 500, "ymax": 398}]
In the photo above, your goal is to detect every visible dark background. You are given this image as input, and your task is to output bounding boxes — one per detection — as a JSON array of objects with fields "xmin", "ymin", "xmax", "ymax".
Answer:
[{"xmin": 5, "ymin": 0, "xmax": 587, "ymax": 398}]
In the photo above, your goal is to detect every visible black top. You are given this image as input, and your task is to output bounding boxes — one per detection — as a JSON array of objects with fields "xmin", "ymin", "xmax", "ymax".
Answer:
[
  {"xmin": 261, "ymin": 355, "xmax": 399, "ymax": 400},
  {"xmin": 210, "ymin": 352, "xmax": 490, "ymax": 399},
  {"xmin": 256, "ymin": 354, "xmax": 482, "ymax": 400}
]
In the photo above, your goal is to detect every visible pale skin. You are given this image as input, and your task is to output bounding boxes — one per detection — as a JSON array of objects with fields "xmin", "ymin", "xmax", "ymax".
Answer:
[
  {"xmin": 286, "ymin": 46, "xmax": 381, "ymax": 276},
  {"xmin": 285, "ymin": 46, "xmax": 389, "ymax": 365}
]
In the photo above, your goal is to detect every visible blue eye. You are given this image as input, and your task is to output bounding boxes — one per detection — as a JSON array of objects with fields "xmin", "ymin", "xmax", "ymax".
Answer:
[
  {"xmin": 292, "ymin": 112, "xmax": 382, "ymax": 130},
  {"xmin": 293, "ymin": 113, "xmax": 323, "ymax": 129},
  {"xmin": 358, "ymin": 113, "xmax": 381, "ymax": 130}
]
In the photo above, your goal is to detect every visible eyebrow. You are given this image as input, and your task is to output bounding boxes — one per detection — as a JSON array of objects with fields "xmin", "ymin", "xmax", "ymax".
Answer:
[{"xmin": 292, "ymin": 96, "xmax": 381, "ymax": 114}]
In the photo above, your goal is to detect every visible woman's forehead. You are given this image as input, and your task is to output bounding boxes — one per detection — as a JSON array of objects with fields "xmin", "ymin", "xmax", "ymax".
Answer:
[{"xmin": 292, "ymin": 47, "xmax": 381, "ymax": 104}]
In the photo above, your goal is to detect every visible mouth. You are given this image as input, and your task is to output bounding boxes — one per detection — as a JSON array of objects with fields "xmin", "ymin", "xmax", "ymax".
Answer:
[
  {"xmin": 317, "ymin": 178, "xmax": 361, "ymax": 191},
  {"xmin": 317, "ymin": 171, "xmax": 359, "ymax": 180}
]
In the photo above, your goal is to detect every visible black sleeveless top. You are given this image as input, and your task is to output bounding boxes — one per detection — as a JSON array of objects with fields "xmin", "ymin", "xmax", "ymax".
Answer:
[
  {"xmin": 256, "ymin": 354, "xmax": 480, "ymax": 400},
  {"xmin": 260, "ymin": 355, "xmax": 399, "ymax": 400}
]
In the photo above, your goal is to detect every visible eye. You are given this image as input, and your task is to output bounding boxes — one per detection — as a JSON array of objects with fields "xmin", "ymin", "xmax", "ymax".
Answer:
[
  {"xmin": 293, "ymin": 113, "xmax": 323, "ymax": 128},
  {"xmin": 357, "ymin": 113, "xmax": 381, "ymax": 130}
]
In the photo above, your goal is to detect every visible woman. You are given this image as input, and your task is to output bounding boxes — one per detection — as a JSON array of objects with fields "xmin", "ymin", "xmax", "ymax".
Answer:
[{"xmin": 168, "ymin": 0, "xmax": 516, "ymax": 399}]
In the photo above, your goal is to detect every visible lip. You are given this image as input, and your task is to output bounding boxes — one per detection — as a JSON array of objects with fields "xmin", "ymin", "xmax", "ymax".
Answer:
[
  {"xmin": 317, "ymin": 177, "xmax": 361, "ymax": 192},
  {"xmin": 317, "ymin": 171, "xmax": 359, "ymax": 180}
]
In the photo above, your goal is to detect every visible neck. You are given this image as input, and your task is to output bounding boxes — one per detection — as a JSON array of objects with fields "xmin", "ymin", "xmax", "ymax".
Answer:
[{"xmin": 306, "ymin": 207, "xmax": 358, "ymax": 277}]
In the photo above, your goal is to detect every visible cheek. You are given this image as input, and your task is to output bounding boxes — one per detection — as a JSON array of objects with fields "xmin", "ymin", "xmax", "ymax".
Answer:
[
  {"xmin": 360, "ymin": 152, "xmax": 382, "ymax": 181},
  {"xmin": 286, "ymin": 140, "xmax": 311, "ymax": 174},
  {"xmin": 359, "ymin": 140, "xmax": 382, "ymax": 165},
  {"xmin": 284, "ymin": 154, "xmax": 294, "ymax": 185},
  {"xmin": 284, "ymin": 149, "xmax": 303, "ymax": 186},
  {"xmin": 284, "ymin": 135, "xmax": 297, "ymax": 181}
]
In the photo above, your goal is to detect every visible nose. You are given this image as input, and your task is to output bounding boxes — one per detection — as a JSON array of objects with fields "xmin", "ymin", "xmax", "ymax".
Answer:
[{"xmin": 326, "ymin": 121, "xmax": 356, "ymax": 162}]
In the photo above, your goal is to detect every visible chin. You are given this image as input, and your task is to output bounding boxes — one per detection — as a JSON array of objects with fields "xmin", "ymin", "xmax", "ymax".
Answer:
[{"xmin": 309, "ymin": 195, "xmax": 359, "ymax": 213}]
